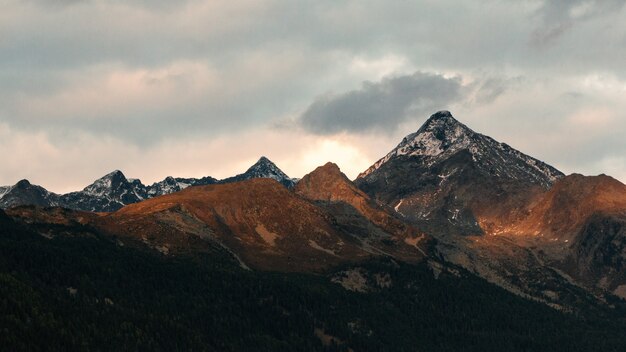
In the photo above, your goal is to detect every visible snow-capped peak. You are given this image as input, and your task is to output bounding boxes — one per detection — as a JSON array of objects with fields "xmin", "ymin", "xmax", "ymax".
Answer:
[
  {"xmin": 358, "ymin": 111, "xmax": 563, "ymax": 187},
  {"xmin": 220, "ymin": 156, "xmax": 296, "ymax": 188},
  {"xmin": 360, "ymin": 111, "xmax": 474, "ymax": 176},
  {"xmin": 245, "ymin": 156, "xmax": 289, "ymax": 180},
  {"xmin": 146, "ymin": 176, "xmax": 192, "ymax": 196},
  {"xmin": 82, "ymin": 170, "xmax": 130, "ymax": 197}
]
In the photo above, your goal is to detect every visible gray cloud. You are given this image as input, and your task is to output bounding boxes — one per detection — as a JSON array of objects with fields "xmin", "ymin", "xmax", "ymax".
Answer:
[
  {"xmin": 469, "ymin": 77, "xmax": 520, "ymax": 105},
  {"xmin": 0, "ymin": 0, "xmax": 625, "ymax": 187},
  {"xmin": 530, "ymin": 0, "xmax": 626, "ymax": 47},
  {"xmin": 300, "ymin": 72, "xmax": 463, "ymax": 134}
]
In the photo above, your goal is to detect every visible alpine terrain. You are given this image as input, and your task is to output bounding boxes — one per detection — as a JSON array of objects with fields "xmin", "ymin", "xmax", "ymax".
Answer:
[
  {"xmin": 356, "ymin": 111, "xmax": 626, "ymax": 306},
  {"xmin": 1, "ymin": 111, "xmax": 625, "ymax": 351},
  {"xmin": 0, "ymin": 157, "xmax": 294, "ymax": 212}
]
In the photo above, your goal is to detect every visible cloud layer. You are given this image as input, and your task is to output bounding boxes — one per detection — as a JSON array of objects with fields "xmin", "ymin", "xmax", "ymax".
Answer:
[
  {"xmin": 0, "ymin": 0, "xmax": 625, "ymax": 190},
  {"xmin": 300, "ymin": 72, "xmax": 464, "ymax": 134}
]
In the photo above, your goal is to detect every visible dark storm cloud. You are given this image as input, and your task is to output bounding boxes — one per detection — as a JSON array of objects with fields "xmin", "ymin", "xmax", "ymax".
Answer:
[{"xmin": 300, "ymin": 72, "xmax": 464, "ymax": 134}]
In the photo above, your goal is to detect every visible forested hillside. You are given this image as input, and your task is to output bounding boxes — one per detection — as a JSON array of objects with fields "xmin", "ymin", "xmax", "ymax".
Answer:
[{"xmin": 2, "ymin": 210, "xmax": 626, "ymax": 351}]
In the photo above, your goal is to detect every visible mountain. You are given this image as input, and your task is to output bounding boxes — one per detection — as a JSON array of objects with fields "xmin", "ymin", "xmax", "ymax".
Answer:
[
  {"xmin": 356, "ymin": 110, "xmax": 564, "ymax": 236},
  {"xmin": 0, "ymin": 171, "xmax": 219, "ymax": 212},
  {"xmin": 0, "ymin": 179, "xmax": 60, "ymax": 209},
  {"xmin": 507, "ymin": 174, "xmax": 626, "ymax": 297},
  {"xmin": 66, "ymin": 167, "xmax": 426, "ymax": 271},
  {"xmin": 3, "ymin": 110, "xmax": 626, "ymax": 350},
  {"xmin": 146, "ymin": 176, "xmax": 217, "ymax": 197},
  {"xmin": 61, "ymin": 171, "xmax": 219, "ymax": 212},
  {"xmin": 511, "ymin": 174, "xmax": 626, "ymax": 240},
  {"xmin": 98, "ymin": 178, "xmax": 392, "ymax": 272},
  {"xmin": 0, "ymin": 157, "xmax": 288, "ymax": 212},
  {"xmin": 0, "ymin": 110, "xmax": 624, "ymax": 312},
  {"xmin": 59, "ymin": 170, "xmax": 146, "ymax": 212},
  {"xmin": 220, "ymin": 156, "xmax": 297, "ymax": 188},
  {"xmin": 354, "ymin": 111, "xmax": 626, "ymax": 306},
  {"xmin": 295, "ymin": 162, "xmax": 429, "ymax": 261}
]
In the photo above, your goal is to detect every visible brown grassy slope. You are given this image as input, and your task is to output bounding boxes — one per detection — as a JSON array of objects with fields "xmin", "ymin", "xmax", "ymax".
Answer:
[
  {"xmin": 100, "ymin": 178, "xmax": 373, "ymax": 272},
  {"xmin": 295, "ymin": 162, "xmax": 430, "ymax": 260},
  {"xmin": 512, "ymin": 174, "xmax": 626, "ymax": 241}
]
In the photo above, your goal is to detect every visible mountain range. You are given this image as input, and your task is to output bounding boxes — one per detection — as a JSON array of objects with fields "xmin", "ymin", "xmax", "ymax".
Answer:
[
  {"xmin": 2, "ymin": 110, "xmax": 626, "ymax": 350},
  {"xmin": 0, "ymin": 156, "xmax": 295, "ymax": 212}
]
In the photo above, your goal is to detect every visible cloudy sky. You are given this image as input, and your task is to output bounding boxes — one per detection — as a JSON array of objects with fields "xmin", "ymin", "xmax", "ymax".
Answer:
[{"xmin": 1, "ymin": 0, "xmax": 625, "ymax": 192}]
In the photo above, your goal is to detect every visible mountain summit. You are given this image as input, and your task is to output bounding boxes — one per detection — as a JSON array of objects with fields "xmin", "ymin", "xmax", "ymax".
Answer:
[
  {"xmin": 220, "ymin": 156, "xmax": 296, "ymax": 188},
  {"xmin": 360, "ymin": 111, "xmax": 562, "ymax": 186},
  {"xmin": 356, "ymin": 111, "xmax": 564, "ymax": 235},
  {"xmin": 60, "ymin": 170, "xmax": 146, "ymax": 212},
  {"xmin": 0, "ymin": 179, "xmax": 60, "ymax": 208}
]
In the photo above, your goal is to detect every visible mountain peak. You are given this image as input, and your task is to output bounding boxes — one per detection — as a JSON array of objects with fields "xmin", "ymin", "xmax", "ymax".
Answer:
[
  {"xmin": 296, "ymin": 162, "xmax": 365, "ymax": 203},
  {"xmin": 297, "ymin": 162, "xmax": 347, "ymax": 187},
  {"xmin": 257, "ymin": 156, "xmax": 271, "ymax": 163},
  {"xmin": 221, "ymin": 156, "xmax": 296, "ymax": 188},
  {"xmin": 15, "ymin": 179, "xmax": 32, "ymax": 188},
  {"xmin": 318, "ymin": 162, "xmax": 342, "ymax": 174},
  {"xmin": 358, "ymin": 111, "xmax": 563, "ymax": 188},
  {"xmin": 428, "ymin": 110, "xmax": 454, "ymax": 120},
  {"xmin": 0, "ymin": 179, "xmax": 58, "ymax": 208},
  {"xmin": 358, "ymin": 111, "xmax": 475, "ymax": 177},
  {"xmin": 99, "ymin": 170, "xmax": 127, "ymax": 182},
  {"xmin": 400, "ymin": 110, "xmax": 475, "ymax": 158},
  {"xmin": 418, "ymin": 110, "xmax": 470, "ymax": 138},
  {"xmin": 245, "ymin": 157, "xmax": 286, "ymax": 177},
  {"xmin": 248, "ymin": 156, "xmax": 276, "ymax": 170},
  {"xmin": 83, "ymin": 170, "xmax": 130, "ymax": 196}
]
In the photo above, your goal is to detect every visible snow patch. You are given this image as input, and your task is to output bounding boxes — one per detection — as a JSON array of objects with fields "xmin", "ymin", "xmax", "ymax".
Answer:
[
  {"xmin": 394, "ymin": 199, "xmax": 404, "ymax": 214},
  {"xmin": 359, "ymin": 111, "xmax": 563, "ymax": 187},
  {"xmin": 0, "ymin": 186, "xmax": 9, "ymax": 199}
]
